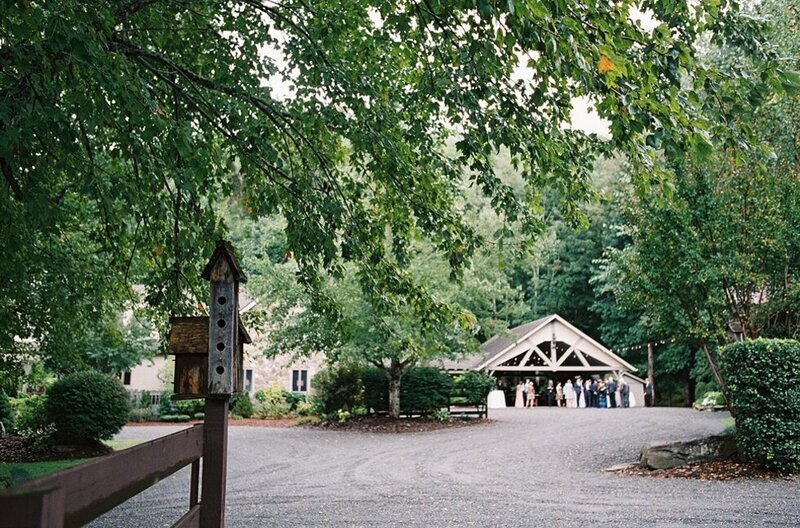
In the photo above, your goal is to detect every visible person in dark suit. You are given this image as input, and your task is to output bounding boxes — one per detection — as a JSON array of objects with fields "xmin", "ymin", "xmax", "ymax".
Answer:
[
  {"xmin": 545, "ymin": 379, "xmax": 556, "ymax": 407},
  {"xmin": 620, "ymin": 380, "xmax": 630, "ymax": 408},
  {"xmin": 606, "ymin": 378, "xmax": 617, "ymax": 408},
  {"xmin": 590, "ymin": 379, "xmax": 599, "ymax": 408},
  {"xmin": 644, "ymin": 377, "xmax": 654, "ymax": 407}
]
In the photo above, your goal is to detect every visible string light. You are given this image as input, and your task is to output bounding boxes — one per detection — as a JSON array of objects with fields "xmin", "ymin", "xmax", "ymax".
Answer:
[{"xmin": 609, "ymin": 337, "xmax": 678, "ymax": 354}]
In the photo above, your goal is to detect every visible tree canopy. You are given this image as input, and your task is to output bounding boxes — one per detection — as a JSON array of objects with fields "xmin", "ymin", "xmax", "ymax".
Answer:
[{"xmin": 0, "ymin": 1, "xmax": 788, "ymax": 374}]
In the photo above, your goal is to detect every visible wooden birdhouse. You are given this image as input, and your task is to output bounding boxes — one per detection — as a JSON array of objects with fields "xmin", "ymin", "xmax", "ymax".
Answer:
[
  {"xmin": 167, "ymin": 315, "xmax": 252, "ymax": 399},
  {"xmin": 167, "ymin": 239, "xmax": 251, "ymax": 399}
]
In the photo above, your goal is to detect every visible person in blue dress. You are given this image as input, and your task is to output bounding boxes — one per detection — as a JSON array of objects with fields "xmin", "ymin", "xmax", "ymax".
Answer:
[{"xmin": 598, "ymin": 380, "xmax": 607, "ymax": 408}]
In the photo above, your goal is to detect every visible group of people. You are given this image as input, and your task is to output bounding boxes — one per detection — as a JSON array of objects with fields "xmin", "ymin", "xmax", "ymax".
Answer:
[{"xmin": 511, "ymin": 376, "xmax": 640, "ymax": 408}]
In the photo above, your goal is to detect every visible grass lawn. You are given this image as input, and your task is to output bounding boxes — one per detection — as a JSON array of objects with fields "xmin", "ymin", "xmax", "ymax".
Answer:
[
  {"xmin": 0, "ymin": 458, "xmax": 90, "ymax": 489},
  {"xmin": 104, "ymin": 438, "xmax": 145, "ymax": 451},
  {"xmin": 0, "ymin": 439, "xmax": 144, "ymax": 489}
]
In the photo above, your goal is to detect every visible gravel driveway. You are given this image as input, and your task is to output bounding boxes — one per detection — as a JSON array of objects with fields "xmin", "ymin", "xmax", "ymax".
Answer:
[{"xmin": 91, "ymin": 408, "xmax": 799, "ymax": 527}]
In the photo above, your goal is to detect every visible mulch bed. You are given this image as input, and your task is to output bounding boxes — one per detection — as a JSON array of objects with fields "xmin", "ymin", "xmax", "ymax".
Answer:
[
  {"xmin": 614, "ymin": 459, "xmax": 796, "ymax": 481},
  {"xmin": 309, "ymin": 415, "xmax": 493, "ymax": 434},
  {"xmin": 0, "ymin": 435, "xmax": 111, "ymax": 463}
]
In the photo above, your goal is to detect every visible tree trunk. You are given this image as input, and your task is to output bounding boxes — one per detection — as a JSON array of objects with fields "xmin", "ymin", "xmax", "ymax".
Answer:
[
  {"xmin": 700, "ymin": 340, "xmax": 735, "ymax": 417},
  {"xmin": 647, "ymin": 342, "xmax": 655, "ymax": 404},
  {"xmin": 387, "ymin": 360, "xmax": 403, "ymax": 420},
  {"xmin": 682, "ymin": 369, "xmax": 696, "ymax": 407}
]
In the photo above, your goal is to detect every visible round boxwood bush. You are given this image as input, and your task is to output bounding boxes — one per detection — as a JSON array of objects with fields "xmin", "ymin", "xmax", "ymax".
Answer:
[
  {"xmin": 720, "ymin": 339, "xmax": 800, "ymax": 473},
  {"xmin": 45, "ymin": 371, "xmax": 130, "ymax": 443}
]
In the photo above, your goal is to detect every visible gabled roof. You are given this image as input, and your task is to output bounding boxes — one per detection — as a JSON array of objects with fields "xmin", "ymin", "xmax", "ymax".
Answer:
[
  {"xmin": 437, "ymin": 315, "xmax": 553, "ymax": 371},
  {"xmin": 201, "ymin": 239, "xmax": 248, "ymax": 283},
  {"xmin": 441, "ymin": 314, "xmax": 636, "ymax": 373}
]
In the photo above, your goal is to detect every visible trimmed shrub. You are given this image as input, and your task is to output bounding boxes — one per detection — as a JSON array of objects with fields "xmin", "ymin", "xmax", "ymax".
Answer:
[
  {"xmin": 46, "ymin": 371, "xmax": 130, "ymax": 443},
  {"xmin": 254, "ymin": 400, "xmax": 292, "ymax": 419},
  {"xmin": 193, "ymin": 412, "xmax": 205, "ymax": 420},
  {"xmin": 0, "ymin": 389, "xmax": 14, "ymax": 433},
  {"xmin": 360, "ymin": 366, "xmax": 453, "ymax": 414},
  {"xmin": 160, "ymin": 414, "xmax": 192, "ymax": 422},
  {"xmin": 361, "ymin": 367, "xmax": 388, "ymax": 413},
  {"xmin": 720, "ymin": 339, "xmax": 800, "ymax": 473},
  {"xmin": 129, "ymin": 408, "xmax": 152, "ymax": 422},
  {"xmin": 455, "ymin": 371, "xmax": 495, "ymax": 407},
  {"xmin": 14, "ymin": 395, "xmax": 53, "ymax": 438},
  {"xmin": 251, "ymin": 386, "xmax": 293, "ymax": 418},
  {"xmin": 175, "ymin": 398, "xmax": 204, "ymax": 416},
  {"xmin": 400, "ymin": 367, "xmax": 453, "ymax": 413},
  {"xmin": 230, "ymin": 393, "xmax": 254, "ymax": 418},
  {"xmin": 311, "ymin": 365, "xmax": 362, "ymax": 416}
]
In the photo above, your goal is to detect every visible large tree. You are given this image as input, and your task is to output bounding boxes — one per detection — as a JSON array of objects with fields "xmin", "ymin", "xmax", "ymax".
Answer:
[
  {"xmin": 595, "ymin": 0, "xmax": 800, "ymax": 408},
  {"xmin": 0, "ymin": 1, "xmax": 784, "ymax": 372}
]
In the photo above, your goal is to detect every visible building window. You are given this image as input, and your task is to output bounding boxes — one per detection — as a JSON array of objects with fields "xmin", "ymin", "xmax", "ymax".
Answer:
[
  {"xmin": 122, "ymin": 371, "xmax": 131, "ymax": 386},
  {"xmin": 292, "ymin": 369, "xmax": 308, "ymax": 392},
  {"xmin": 151, "ymin": 393, "xmax": 161, "ymax": 406},
  {"xmin": 245, "ymin": 369, "xmax": 253, "ymax": 394}
]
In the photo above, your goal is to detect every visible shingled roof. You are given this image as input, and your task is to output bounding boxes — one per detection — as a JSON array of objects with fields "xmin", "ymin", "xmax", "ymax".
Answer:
[{"xmin": 437, "ymin": 315, "xmax": 554, "ymax": 371}]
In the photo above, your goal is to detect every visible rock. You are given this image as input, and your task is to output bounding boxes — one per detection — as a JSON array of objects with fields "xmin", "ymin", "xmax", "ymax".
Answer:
[{"xmin": 640, "ymin": 434, "xmax": 738, "ymax": 470}]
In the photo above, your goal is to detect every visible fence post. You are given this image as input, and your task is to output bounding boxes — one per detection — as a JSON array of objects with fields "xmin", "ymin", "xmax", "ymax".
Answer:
[
  {"xmin": 200, "ymin": 397, "xmax": 229, "ymax": 527},
  {"xmin": 198, "ymin": 239, "xmax": 247, "ymax": 528},
  {"xmin": 0, "ymin": 486, "xmax": 65, "ymax": 528}
]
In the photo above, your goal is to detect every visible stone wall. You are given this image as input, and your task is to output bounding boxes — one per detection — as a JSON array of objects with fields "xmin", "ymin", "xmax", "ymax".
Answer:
[{"xmin": 243, "ymin": 344, "xmax": 325, "ymax": 394}]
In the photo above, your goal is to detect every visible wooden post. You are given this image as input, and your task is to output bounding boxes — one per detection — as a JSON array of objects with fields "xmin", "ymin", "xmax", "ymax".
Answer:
[
  {"xmin": 198, "ymin": 239, "xmax": 247, "ymax": 528},
  {"xmin": 0, "ymin": 487, "xmax": 65, "ymax": 528},
  {"xmin": 200, "ymin": 397, "xmax": 229, "ymax": 528}
]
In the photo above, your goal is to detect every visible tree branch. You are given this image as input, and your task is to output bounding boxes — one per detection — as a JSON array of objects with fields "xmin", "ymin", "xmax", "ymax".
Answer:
[
  {"xmin": 0, "ymin": 157, "xmax": 23, "ymax": 200},
  {"xmin": 115, "ymin": 0, "xmax": 162, "ymax": 23}
]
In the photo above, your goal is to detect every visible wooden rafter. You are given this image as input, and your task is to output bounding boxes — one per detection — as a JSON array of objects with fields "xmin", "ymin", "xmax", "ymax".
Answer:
[{"xmin": 574, "ymin": 349, "xmax": 591, "ymax": 367}]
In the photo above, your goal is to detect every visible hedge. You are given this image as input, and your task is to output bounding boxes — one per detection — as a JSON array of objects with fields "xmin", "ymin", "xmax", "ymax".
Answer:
[
  {"xmin": 311, "ymin": 365, "xmax": 363, "ymax": 416},
  {"xmin": 454, "ymin": 371, "xmax": 495, "ymax": 407},
  {"xmin": 399, "ymin": 367, "xmax": 454, "ymax": 413},
  {"xmin": 357, "ymin": 366, "xmax": 454, "ymax": 414},
  {"xmin": 720, "ymin": 339, "xmax": 800, "ymax": 473}
]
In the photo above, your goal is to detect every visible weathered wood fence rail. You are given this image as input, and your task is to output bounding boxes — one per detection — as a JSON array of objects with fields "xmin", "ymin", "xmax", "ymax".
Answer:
[
  {"xmin": 0, "ymin": 240, "xmax": 249, "ymax": 528},
  {"xmin": 0, "ymin": 424, "xmax": 204, "ymax": 528}
]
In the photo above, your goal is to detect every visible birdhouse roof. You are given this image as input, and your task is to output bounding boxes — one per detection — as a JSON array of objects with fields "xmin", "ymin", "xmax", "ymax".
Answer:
[{"xmin": 201, "ymin": 239, "xmax": 247, "ymax": 283}]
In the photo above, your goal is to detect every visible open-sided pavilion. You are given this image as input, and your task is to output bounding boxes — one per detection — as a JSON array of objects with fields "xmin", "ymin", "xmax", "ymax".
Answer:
[{"xmin": 441, "ymin": 314, "xmax": 645, "ymax": 405}]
